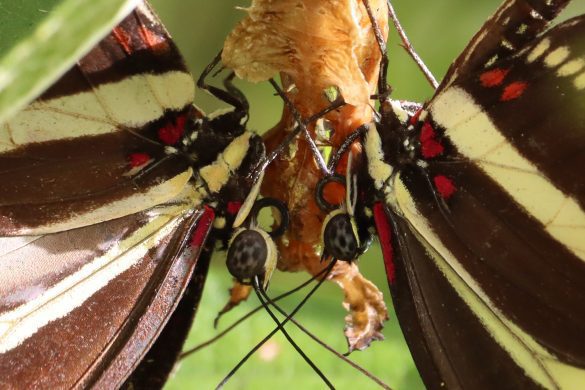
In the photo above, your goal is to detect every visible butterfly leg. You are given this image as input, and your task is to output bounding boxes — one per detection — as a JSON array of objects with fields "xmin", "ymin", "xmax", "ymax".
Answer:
[{"xmin": 197, "ymin": 50, "xmax": 248, "ymax": 116}]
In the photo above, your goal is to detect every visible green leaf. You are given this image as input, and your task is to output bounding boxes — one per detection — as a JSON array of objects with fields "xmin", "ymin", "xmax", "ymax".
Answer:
[{"xmin": 0, "ymin": 0, "xmax": 140, "ymax": 124}]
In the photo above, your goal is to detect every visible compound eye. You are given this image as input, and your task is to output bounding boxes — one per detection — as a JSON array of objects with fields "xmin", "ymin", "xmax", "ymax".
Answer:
[
  {"xmin": 226, "ymin": 229, "xmax": 269, "ymax": 281},
  {"xmin": 225, "ymin": 197, "xmax": 287, "ymax": 288},
  {"xmin": 323, "ymin": 212, "xmax": 359, "ymax": 261}
]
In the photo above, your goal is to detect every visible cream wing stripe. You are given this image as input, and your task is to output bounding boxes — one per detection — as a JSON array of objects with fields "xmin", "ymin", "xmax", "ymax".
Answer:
[
  {"xmin": 395, "ymin": 176, "xmax": 585, "ymax": 390},
  {"xmin": 198, "ymin": 132, "xmax": 253, "ymax": 194},
  {"xmin": 0, "ymin": 203, "xmax": 192, "ymax": 354},
  {"xmin": 364, "ymin": 123, "xmax": 393, "ymax": 191},
  {"xmin": 20, "ymin": 169, "xmax": 195, "ymax": 235},
  {"xmin": 429, "ymin": 87, "xmax": 585, "ymax": 260},
  {"xmin": 0, "ymin": 71, "xmax": 194, "ymax": 153}
]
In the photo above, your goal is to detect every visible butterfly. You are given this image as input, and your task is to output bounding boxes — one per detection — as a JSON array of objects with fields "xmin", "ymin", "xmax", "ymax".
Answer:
[
  {"xmin": 0, "ymin": 1, "xmax": 278, "ymax": 388},
  {"xmin": 316, "ymin": 0, "xmax": 585, "ymax": 388}
]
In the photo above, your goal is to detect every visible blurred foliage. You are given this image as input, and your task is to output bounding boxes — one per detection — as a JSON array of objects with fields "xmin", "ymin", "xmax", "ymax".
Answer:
[
  {"xmin": 147, "ymin": 1, "xmax": 585, "ymax": 389},
  {"xmin": 0, "ymin": 0, "xmax": 60, "ymax": 57},
  {"xmin": 0, "ymin": 0, "xmax": 138, "ymax": 125}
]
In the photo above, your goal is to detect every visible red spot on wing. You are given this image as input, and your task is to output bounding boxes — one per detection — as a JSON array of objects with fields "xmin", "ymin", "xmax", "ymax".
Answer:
[
  {"xmin": 419, "ymin": 121, "xmax": 435, "ymax": 142},
  {"xmin": 480, "ymin": 68, "xmax": 510, "ymax": 87},
  {"xmin": 158, "ymin": 115, "xmax": 187, "ymax": 145},
  {"xmin": 419, "ymin": 121, "xmax": 444, "ymax": 159},
  {"xmin": 128, "ymin": 152, "xmax": 151, "ymax": 168},
  {"xmin": 138, "ymin": 25, "xmax": 169, "ymax": 54},
  {"xmin": 501, "ymin": 81, "xmax": 528, "ymax": 101},
  {"xmin": 190, "ymin": 206, "xmax": 216, "ymax": 249},
  {"xmin": 421, "ymin": 139, "xmax": 445, "ymax": 158},
  {"xmin": 434, "ymin": 175, "xmax": 457, "ymax": 199},
  {"xmin": 227, "ymin": 201, "xmax": 242, "ymax": 216},
  {"xmin": 112, "ymin": 27, "xmax": 133, "ymax": 55},
  {"xmin": 373, "ymin": 202, "xmax": 395, "ymax": 284}
]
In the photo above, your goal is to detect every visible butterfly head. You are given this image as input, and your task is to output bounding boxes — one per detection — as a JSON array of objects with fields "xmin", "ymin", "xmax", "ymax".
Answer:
[
  {"xmin": 317, "ymin": 154, "xmax": 373, "ymax": 262},
  {"xmin": 226, "ymin": 198, "xmax": 289, "ymax": 289}
]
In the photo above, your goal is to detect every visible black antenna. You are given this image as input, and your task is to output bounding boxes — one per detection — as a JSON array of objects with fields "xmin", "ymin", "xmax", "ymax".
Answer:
[
  {"xmin": 181, "ymin": 264, "xmax": 390, "ymax": 388},
  {"xmin": 252, "ymin": 277, "xmax": 334, "ymax": 389},
  {"xmin": 179, "ymin": 267, "xmax": 331, "ymax": 359},
  {"xmin": 215, "ymin": 260, "xmax": 336, "ymax": 389},
  {"xmin": 258, "ymin": 279, "xmax": 393, "ymax": 389}
]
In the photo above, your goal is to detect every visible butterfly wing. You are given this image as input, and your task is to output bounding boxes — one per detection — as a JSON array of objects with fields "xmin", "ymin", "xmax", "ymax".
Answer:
[
  {"xmin": 0, "ymin": 2, "xmax": 225, "ymax": 388},
  {"xmin": 438, "ymin": 0, "xmax": 571, "ymax": 91},
  {"xmin": 123, "ymin": 240, "xmax": 214, "ymax": 388},
  {"xmin": 0, "ymin": 193, "xmax": 215, "ymax": 388},
  {"xmin": 373, "ymin": 2, "xmax": 585, "ymax": 389},
  {"xmin": 0, "ymin": 1, "xmax": 195, "ymax": 235},
  {"xmin": 374, "ymin": 202, "xmax": 546, "ymax": 389}
]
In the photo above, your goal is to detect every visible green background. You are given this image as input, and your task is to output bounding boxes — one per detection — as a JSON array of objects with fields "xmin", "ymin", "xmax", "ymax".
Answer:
[{"xmin": 144, "ymin": 1, "xmax": 585, "ymax": 389}]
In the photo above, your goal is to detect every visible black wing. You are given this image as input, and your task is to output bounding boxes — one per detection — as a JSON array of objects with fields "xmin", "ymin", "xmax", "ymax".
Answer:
[
  {"xmin": 374, "ymin": 1, "xmax": 585, "ymax": 389},
  {"xmin": 0, "ymin": 2, "xmax": 218, "ymax": 388}
]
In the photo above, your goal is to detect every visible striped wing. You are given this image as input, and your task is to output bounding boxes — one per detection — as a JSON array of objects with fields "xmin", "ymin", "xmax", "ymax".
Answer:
[
  {"xmin": 123, "ymin": 240, "xmax": 213, "ymax": 389},
  {"xmin": 375, "ymin": 2, "xmax": 585, "ymax": 389},
  {"xmin": 0, "ymin": 191, "xmax": 214, "ymax": 388},
  {"xmin": 0, "ymin": 1, "xmax": 196, "ymax": 235},
  {"xmin": 0, "ymin": 2, "xmax": 217, "ymax": 388},
  {"xmin": 374, "ymin": 202, "xmax": 549, "ymax": 389},
  {"xmin": 438, "ymin": 0, "xmax": 571, "ymax": 92}
]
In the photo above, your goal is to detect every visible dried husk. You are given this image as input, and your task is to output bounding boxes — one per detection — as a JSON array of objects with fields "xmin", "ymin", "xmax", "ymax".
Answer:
[{"xmin": 222, "ymin": 0, "xmax": 390, "ymax": 352}]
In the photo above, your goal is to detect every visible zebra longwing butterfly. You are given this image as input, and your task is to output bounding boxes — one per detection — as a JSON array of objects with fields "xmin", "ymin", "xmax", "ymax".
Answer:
[
  {"xmin": 351, "ymin": 0, "xmax": 585, "ymax": 388},
  {"xmin": 0, "ymin": 2, "xmax": 272, "ymax": 388}
]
